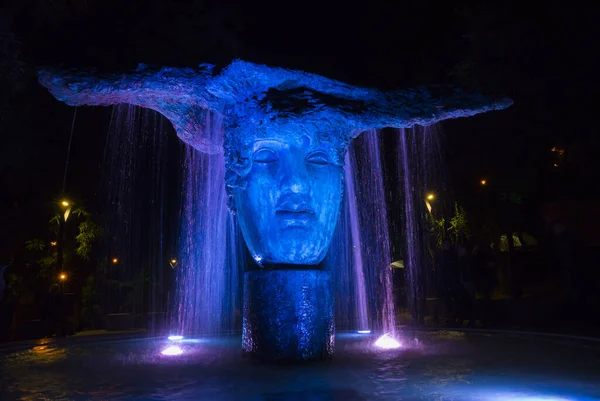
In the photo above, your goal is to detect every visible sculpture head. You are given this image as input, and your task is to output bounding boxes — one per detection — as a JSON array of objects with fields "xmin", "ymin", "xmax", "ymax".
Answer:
[{"xmin": 225, "ymin": 123, "xmax": 347, "ymax": 265}]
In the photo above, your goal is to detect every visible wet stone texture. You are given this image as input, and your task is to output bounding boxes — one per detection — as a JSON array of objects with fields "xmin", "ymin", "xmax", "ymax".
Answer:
[{"xmin": 243, "ymin": 269, "xmax": 334, "ymax": 361}]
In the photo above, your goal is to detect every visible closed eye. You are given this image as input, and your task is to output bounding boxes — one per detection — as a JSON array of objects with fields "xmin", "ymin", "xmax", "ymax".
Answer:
[
  {"xmin": 253, "ymin": 148, "xmax": 278, "ymax": 163},
  {"xmin": 306, "ymin": 151, "xmax": 329, "ymax": 165}
]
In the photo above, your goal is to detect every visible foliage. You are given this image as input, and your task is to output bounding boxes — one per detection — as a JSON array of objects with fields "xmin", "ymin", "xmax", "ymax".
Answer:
[
  {"xmin": 448, "ymin": 203, "xmax": 470, "ymax": 244},
  {"xmin": 425, "ymin": 202, "xmax": 471, "ymax": 248},
  {"xmin": 22, "ymin": 205, "xmax": 103, "ymax": 283},
  {"xmin": 75, "ymin": 220, "xmax": 102, "ymax": 260},
  {"xmin": 425, "ymin": 212, "xmax": 445, "ymax": 249},
  {"xmin": 25, "ymin": 239, "xmax": 46, "ymax": 252}
]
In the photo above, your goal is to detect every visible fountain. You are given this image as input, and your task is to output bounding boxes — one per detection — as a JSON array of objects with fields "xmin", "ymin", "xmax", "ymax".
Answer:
[{"xmin": 38, "ymin": 60, "xmax": 511, "ymax": 361}]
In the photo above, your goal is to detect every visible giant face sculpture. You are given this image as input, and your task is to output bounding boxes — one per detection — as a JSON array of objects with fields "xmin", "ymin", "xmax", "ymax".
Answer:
[
  {"xmin": 37, "ymin": 61, "xmax": 511, "ymax": 266},
  {"xmin": 230, "ymin": 126, "xmax": 344, "ymax": 265}
]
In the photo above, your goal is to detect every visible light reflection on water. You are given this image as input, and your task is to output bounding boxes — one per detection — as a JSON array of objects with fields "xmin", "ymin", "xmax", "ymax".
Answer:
[{"xmin": 0, "ymin": 332, "xmax": 598, "ymax": 400}]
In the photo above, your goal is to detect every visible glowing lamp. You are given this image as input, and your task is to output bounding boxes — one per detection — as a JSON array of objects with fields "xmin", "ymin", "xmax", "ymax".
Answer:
[
  {"xmin": 112, "ymin": 258, "xmax": 118, "ymax": 264},
  {"xmin": 426, "ymin": 193, "xmax": 434, "ymax": 201},
  {"xmin": 61, "ymin": 200, "xmax": 70, "ymax": 207},
  {"xmin": 481, "ymin": 179, "xmax": 487, "ymax": 185},
  {"xmin": 374, "ymin": 333, "xmax": 401, "ymax": 349},
  {"xmin": 50, "ymin": 241, "xmax": 57, "ymax": 246},
  {"xmin": 170, "ymin": 259, "xmax": 177, "ymax": 264},
  {"xmin": 59, "ymin": 273, "xmax": 67, "ymax": 281},
  {"xmin": 168, "ymin": 335, "xmax": 184, "ymax": 341},
  {"xmin": 357, "ymin": 330, "xmax": 371, "ymax": 334}
]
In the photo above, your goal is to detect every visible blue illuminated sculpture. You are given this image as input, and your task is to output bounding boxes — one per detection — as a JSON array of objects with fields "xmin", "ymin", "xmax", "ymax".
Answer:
[{"xmin": 39, "ymin": 60, "xmax": 511, "ymax": 360}]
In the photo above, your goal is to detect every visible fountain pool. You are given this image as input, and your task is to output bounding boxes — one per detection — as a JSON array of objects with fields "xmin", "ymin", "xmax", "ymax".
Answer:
[{"xmin": 1, "ymin": 330, "xmax": 598, "ymax": 400}]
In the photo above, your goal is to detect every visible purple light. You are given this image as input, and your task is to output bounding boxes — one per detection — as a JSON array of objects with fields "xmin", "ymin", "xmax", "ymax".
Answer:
[
  {"xmin": 161, "ymin": 345, "xmax": 183, "ymax": 356},
  {"xmin": 357, "ymin": 330, "xmax": 371, "ymax": 334},
  {"xmin": 168, "ymin": 335, "xmax": 184, "ymax": 341},
  {"xmin": 374, "ymin": 333, "xmax": 401, "ymax": 349}
]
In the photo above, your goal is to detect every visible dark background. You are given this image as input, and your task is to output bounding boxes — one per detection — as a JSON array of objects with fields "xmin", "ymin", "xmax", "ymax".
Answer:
[{"xmin": 1, "ymin": 0, "xmax": 599, "ymax": 335}]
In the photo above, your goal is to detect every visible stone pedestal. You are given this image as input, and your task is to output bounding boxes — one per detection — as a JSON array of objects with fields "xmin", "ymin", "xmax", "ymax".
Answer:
[{"xmin": 242, "ymin": 269, "xmax": 334, "ymax": 361}]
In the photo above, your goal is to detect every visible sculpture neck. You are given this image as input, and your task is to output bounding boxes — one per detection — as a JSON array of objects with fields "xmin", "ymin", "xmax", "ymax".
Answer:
[{"xmin": 247, "ymin": 260, "xmax": 325, "ymax": 271}]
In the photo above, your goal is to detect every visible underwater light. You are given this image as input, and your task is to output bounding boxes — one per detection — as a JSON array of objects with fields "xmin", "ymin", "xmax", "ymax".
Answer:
[
  {"xmin": 167, "ymin": 335, "xmax": 184, "ymax": 341},
  {"xmin": 374, "ymin": 333, "xmax": 401, "ymax": 349},
  {"xmin": 483, "ymin": 395, "xmax": 575, "ymax": 401},
  {"xmin": 473, "ymin": 387, "xmax": 585, "ymax": 401},
  {"xmin": 357, "ymin": 330, "xmax": 371, "ymax": 334},
  {"xmin": 161, "ymin": 345, "xmax": 183, "ymax": 356}
]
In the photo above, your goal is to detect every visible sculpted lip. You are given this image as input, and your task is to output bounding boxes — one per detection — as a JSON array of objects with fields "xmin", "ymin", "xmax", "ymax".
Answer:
[
  {"xmin": 275, "ymin": 202, "xmax": 315, "ymax": 228},
  {"xmin": 275, "ymin": 201, "xmax": 315, "ymax": 215}
]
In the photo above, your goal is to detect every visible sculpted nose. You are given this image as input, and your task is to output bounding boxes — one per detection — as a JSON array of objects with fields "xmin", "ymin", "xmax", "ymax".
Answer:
[{"xmin": 279, "ymin": 161, "xmax": 310, "ymax": 194}]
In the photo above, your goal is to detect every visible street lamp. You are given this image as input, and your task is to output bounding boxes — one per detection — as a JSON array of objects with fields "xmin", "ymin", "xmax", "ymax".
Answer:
[
  {"xmin": 56, "ymin": 199, "xmax": 72, "ymax": 278},
  {"xmin": 425, "ymin": 193, "xmax": 435, "ymax": 213},
  {"xmin": 112, "ymin": 257, "xmax": 118, "ymax": 264},
  {"xmin": 60, "ymin": 199, "xmax": 72, "ymax": 222},
  {"xmin": 169, "ymin": 258, "xmax": 178, "ymax": 269},
  {"xmin": 59, "ymin": 273, "xmax": 67, "ymax": 281},
  {"xmin": 480, "ymin": 179, "xmax": 487, "ymax": 185}
]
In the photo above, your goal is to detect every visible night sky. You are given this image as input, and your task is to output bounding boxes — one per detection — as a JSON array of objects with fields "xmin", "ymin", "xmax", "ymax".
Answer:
[{"xmin": 1, "ymin": 0, "xmax": 599, "ymax": 260}]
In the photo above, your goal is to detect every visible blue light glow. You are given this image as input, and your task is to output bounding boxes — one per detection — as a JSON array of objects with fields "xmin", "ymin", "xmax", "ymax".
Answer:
[
  {"xmin": 477, "ymin": 392, "xmax": 580, "ymax": 401},
  {"xmin": 465, "ymin": 385, "xmax": 595, "ymax": 401},
  {"xmin": 37, "ymin": 59, "xmax": 512, "ymax": 361},
  {"xmin": 357, "ymin": 330, "xmax": 371, "ymax": 334}
]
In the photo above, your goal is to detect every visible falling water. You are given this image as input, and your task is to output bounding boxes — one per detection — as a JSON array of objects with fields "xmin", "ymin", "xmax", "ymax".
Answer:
[
  {"xmin": 327, "ymin": 183, "xmax": 354, "ymax": 330},
  {"xmin": 399, "ymin": 129, "xmax": 421, "ymax": 323},
  {"xmin": 173, "ymin": 112, "xmax": 243, "ymax": 336},
  {"xmin": 327, "ymin": 130, "xmax": 396, "ymax": 333},
  {"xmin": 354, "ymin": 130, "xmax": 396, "ymax": 334},
  {"xmin": 101, "ymin": 104, "xmax": 399, "ymax": 336},
  {"xmin": 396, "ymin": 125, "xmax": 444, "ymax": 324},
  {"xmin": 343, "ymin": 150, "xmax": 369, "ymax": 331},
  {"xmin": 100, "ymin": 105, "xmax": 176, "ymax": 330},
  {"xmin": 332, "ymin": 130, "xmax": 396, "ymax": 333}
]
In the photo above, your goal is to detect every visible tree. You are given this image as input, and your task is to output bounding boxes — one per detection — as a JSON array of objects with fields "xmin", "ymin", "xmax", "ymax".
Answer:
[{"xmin": 4, "ymin": 203, "xmax": 103, "ymax": 336}]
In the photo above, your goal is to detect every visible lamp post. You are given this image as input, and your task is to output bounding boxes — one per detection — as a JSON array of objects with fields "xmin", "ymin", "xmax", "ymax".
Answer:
[{"xmin": 56, "ymin": 200, "xmax": 71, "ymax": 276}]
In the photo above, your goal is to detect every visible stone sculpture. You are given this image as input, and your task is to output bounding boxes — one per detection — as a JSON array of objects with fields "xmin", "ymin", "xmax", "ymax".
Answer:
[{"xmin": 39, "ymin": 60, "xmax": 511, "ymax": 360}]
